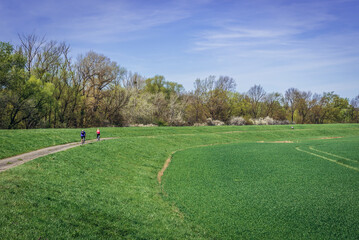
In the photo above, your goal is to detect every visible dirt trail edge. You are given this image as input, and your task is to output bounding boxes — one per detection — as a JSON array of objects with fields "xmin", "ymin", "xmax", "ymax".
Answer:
[{"xmin": 0, "ymin": 138, "xmax": 117, "ymax": 172}]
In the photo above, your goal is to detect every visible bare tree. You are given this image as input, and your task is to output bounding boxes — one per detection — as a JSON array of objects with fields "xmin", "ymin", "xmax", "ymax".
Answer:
[
  {"xmin": 168, "ymin": 93, "xmax": 188, "ymax": 125},
  {"xmin": 285, "ymin": 88, "xmax": 300, "ymax": 123},
  {"xmin": 215, "ymin": 76, "xmax": 236, "ymax": 92},
  {"xmin": 189, "ymin": 76, "xmax": 215, "ymax": 122},
  {"xmin": 77, "ymin": 51, "xmax": 121, "ymax": 109},
  {"xmin": 33, "ymin": 41, "xmax": 71, "ymax": 80},
  {"xmin": 247, "ymin": 84, "xmax": 266, "ymax": 118},
  {"xmin": 263, "ymin": 92, "xmax": 283, "ymax": 118},
  {"xmin": 18, "ymin": 33, "xmax": 46, "ymax": 74},
  {"xmin": 101, "ymin": 85, "xmax": 130, "ymax": 125},
  {"xmin": 122, "ymin": 71, "xmax": 145, "ymax": 90},
  {"xmin": 296, "ymin": 91, "xmax": 315, "ymax": 123},
  {"xmin": 76, "ymin": 51, "xmax": 123, "ymax": 125}
]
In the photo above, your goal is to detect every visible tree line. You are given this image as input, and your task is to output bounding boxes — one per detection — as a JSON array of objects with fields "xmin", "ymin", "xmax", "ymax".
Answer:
[{"xmin": 1, "ymin": 34, "xmax": 358, "ymax": 129}]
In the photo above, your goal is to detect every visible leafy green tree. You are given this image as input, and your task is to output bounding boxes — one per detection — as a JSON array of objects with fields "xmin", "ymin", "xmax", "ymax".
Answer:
[
  {"xmin": 144, "ymin": 75, "xmax": 167, "ymax": 94},
  {"xmin": 144, "ymin": 75, "xmax": 184, "ymax": 99},
  {"xmin": 310, "ymin": 92, "xmax": 349, "ymax": 124},
  {"xmin": 0, "ymin": 42, "xmax": 27, "ymax": 90},
  {"xmin": 228, "ymin": 92, "xmax": 251, "ymax": 118},
  {"xmin": 6, "ymin": 75, "xmax": 54, "ymax": 128},
  {"xmin": 326, "ymin": 94, "xmax": 350, "ymax": 123}
]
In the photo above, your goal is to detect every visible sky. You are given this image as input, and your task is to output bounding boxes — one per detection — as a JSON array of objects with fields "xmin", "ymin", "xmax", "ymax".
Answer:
[{"xmin": 1, "ymin": 0, "xmax": 358, "ymax": 98}]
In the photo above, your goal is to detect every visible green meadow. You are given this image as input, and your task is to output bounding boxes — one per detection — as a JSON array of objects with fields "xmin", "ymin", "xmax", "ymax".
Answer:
[
  {"xmin": 0, "ymin": 124, "xmax": 358, "ymax": 239},
  {"xmin": 163, "ymin": 138, "xmax": 359, "ymax": 239}
]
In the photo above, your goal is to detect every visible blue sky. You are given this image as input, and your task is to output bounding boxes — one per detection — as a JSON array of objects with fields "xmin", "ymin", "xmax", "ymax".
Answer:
[{"xmin": 1, "ymin": 0, "xmax": 358, "ymax": 98}]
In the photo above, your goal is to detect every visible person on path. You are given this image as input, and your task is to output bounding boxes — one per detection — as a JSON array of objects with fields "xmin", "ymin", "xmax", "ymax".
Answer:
[
  {"xmin": 81, "ymin": 130, "xmax": 86, "ymax": 144},
  {"xmin": 96, "ymin": 128, "xmax": 100, "ymax": 141}
]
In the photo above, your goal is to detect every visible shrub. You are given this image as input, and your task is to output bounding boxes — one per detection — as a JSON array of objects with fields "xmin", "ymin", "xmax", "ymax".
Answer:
[
  {"xmin": 274, "ymin": 119, "xmax": 291, "ymax": 125},
  {"xmin": 229, "ymin": 116, "xmax": 246, "ymax": 126},
  {"xmin": 249, "ymin": 117, "xmax": 290, "ymax": 125},
  {"xmin": 129, "ymin": 124, "xmax": 158, "ymax": 127},
  {"xmin": 169, "ymin": 117, "xmax": 186, "ymax": 126},
  {"xmin": 264, "ymin": 116, "xmax": 274, "ymax": 125},
  {"xmin": 206, "ymin": 118, "xmax": 225, "ymax": 126},
  {"xmin": 206, "ymin": 118, "xmax": 214, "ymax": 126},
  {"xmin": 251, "ymin": 118, "xmax": 266, "ymax": 125},
  {"xmin": 193, "ymin": 122, "xmax": 207, "ymax": 127},
  {"xmin": 213, "ymin": 120, "xmax": 225, "ymax": 126}
]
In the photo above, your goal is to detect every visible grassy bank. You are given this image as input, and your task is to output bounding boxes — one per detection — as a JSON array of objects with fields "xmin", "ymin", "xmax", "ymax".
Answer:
[{"xmin": 1, "ymin": 124, "xmax": 358, "ymax": 159}]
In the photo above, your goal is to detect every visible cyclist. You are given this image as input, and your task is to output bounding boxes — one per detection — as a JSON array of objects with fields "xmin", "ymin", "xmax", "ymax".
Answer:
[
  {"xmin": 81, "ymin": 130, "xmax": 86, "ymax": 144},
  {"xmin": 96, "ymin": 128, "xmax": 100, "ymax": 141}
]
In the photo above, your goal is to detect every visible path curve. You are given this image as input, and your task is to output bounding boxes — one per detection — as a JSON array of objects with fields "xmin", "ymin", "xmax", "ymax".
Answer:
[{"xmin": 0, "ymin": 138, "xmax": 116, "ymax": 172}]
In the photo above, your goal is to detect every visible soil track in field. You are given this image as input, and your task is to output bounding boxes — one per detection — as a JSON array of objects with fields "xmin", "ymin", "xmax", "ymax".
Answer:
[{"xmin": 0, "ymin": 138, "xmax": 116, "ymax": 172}]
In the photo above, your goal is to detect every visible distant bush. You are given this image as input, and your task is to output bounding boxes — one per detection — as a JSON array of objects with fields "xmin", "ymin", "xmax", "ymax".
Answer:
[
  {"xmin": 168, "ymin": 118, "xmax": 186, "ymax": 126},
  {"xmin": 250, "ymin": 118, "xmax": 263, "ymax": 125},
  {"xmin": 206, "ymin": 118, "xmax": 225, "ymax": 126},
  {"xmin": 250, "ymin": 117, "xmax": 290, "ymax": 125},
  {"xmin": 214, "ymin": 120, "xmax": 225, "ymax": 126},
  {"xmin": 229, "ymin": 116, "xmax": 246, "ymax": 126},
  {"xmin": 193, "ymin": 123, "xmax": 207, "ymax": 127},
  {"xmin": 129, "ymin": 124, "xmax": 158, "ymax": 127},
  {"xmin": 275, "ymin": 119, "xmax": 291, "ymax": 125}
]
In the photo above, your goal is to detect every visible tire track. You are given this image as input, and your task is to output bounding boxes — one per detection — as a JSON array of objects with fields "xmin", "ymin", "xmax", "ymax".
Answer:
[
  {"xmin": 309, "ymin": 146, "xmax": 357, "ymax": 163},
  {"xmin": 295, "ymin": 147, "xmax": 359, "ymax": 172}
]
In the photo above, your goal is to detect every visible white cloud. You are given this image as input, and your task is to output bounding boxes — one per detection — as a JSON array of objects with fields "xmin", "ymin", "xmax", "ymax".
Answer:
[{"xmin": 0, "ymin": 0, "xmax": 206, "ymax": 43}]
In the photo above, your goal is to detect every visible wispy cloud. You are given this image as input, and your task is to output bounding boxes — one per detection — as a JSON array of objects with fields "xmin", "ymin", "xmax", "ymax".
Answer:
[
  {"xmin": 1, "ymin": 0, "xmax": 358, "ymax": 97},
  {"xmin": 193, "ymin": 1, "xmax": 337, "ymax": 51},
  {"xmin": 0, "ymin": 0, "xmax": 206, "ymax": 43},
  {"xmin": 191, "ymin": 0, "xmax": 359, "ymax": 73},
  {"xmin": 59, "ymin": 3, "xmax": 190, "ymax": 42}
]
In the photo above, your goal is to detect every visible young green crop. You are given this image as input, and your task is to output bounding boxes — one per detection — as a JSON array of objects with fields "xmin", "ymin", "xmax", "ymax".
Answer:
[{"xmin": 163, "ymin": 139, "xmax": 359, "ymax": 239}]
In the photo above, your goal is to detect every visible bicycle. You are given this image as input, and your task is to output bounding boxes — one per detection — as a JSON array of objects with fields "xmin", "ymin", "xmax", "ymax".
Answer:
[
  {"xmin": 80, "ymin": 130, "xmax": 86, "ymax": 145},
  {"xmin": 96, "ymin": 129, "xmax": 100, "ymax": 141}
]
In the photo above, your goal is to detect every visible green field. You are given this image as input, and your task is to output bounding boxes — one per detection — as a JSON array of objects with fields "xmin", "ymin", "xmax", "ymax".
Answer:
[
  {"xmin": 0, "ymin": 124, "xmax": 359, "ymax": 239},
  {"xmin": 163, "ymin": 138, "xmax": 359, "ymax": 239}
]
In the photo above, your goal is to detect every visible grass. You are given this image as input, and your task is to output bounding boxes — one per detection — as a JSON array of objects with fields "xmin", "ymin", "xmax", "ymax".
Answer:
[
  {"xmin": 163, "ymin": 139, "xmax": 359, "ymax": 239},
  {"xmin": 1, "ymin": 124, "xmax": 358, "ymax": 159},
  {"xmin": 0, "ymin": 124, "xmax": 359, "ymax": 239}
]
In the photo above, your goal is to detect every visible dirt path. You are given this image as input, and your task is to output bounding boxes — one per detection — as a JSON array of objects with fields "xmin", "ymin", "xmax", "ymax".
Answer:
[{"xmin": 0, "ymin": 138, "xmax": 116, "ymax": 172}]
